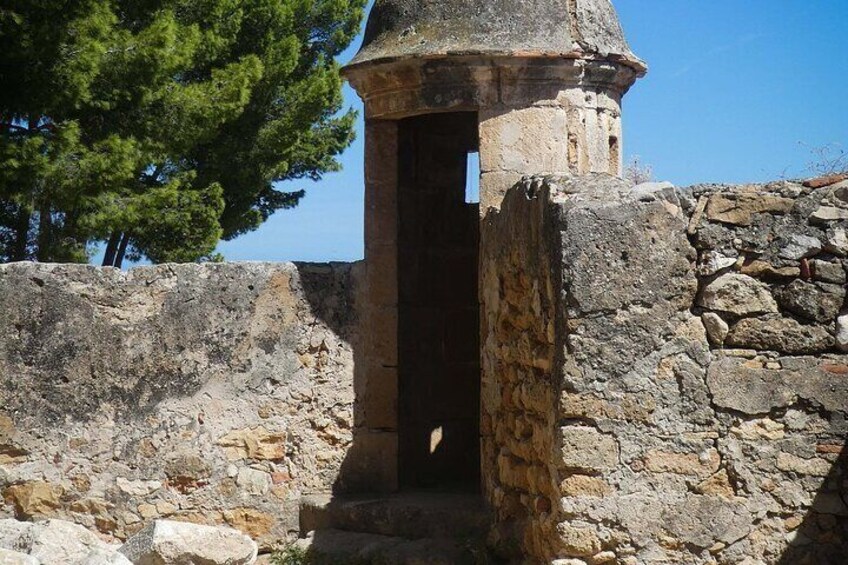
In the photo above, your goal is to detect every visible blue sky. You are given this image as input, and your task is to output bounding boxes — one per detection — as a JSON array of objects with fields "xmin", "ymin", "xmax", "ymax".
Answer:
[{"xmin": 216, "ymin": 0, "xmax": 848, "ymax": 263}]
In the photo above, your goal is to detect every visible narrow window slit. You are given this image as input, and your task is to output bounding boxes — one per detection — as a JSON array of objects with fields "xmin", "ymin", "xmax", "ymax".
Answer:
[{"xmin": 465, "ymin": 151, "xmax": 480, "ymax": 204}]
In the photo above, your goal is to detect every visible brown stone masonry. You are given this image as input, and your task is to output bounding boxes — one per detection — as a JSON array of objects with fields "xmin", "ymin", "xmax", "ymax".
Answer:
[
  {"xmin": 479, "ymin": 174, "xmax": 848, "ymax": 564},
  {"xmin": 0, "ymin": 262, "xmax": 361, "ymax": 551}
]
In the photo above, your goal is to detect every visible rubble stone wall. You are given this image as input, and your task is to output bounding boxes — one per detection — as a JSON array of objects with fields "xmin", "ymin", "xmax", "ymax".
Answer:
[
  {"xmin": 480, "ymin": 179, "xmax": 561, "ymax": 558},
  {"xmin": 481, "ymin": 174, "xmax": 848, "ymax": 564},
  {"xmin": 0, "ymin": 262, "xmax": 361, "ymax": 551},
  {"xmin": 681, "ymin": 178, "xmax": 848, "ymax": 565}
]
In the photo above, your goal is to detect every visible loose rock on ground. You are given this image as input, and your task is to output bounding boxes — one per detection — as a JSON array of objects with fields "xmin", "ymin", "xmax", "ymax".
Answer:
[{"xmin": 0, "ymin": 518, "xmax": 258, "ymax": 565}]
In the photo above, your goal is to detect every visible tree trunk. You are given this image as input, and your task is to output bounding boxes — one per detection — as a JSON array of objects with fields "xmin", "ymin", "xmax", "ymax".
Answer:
[
  {"xmin": 114, "ymin": 232, "xmax": 130, "ymax": 269},
  {"xmin": 102, "ymin": 232, "xmax": 121, "ymax": 266},
  {"xmin": 63, "ymin": 209, "xmax": 85, "ymax": 261},
  {"xmin": 35, "ymin": 206, "xmax": 53, "ymax": 262},
  {"xmin": 10, "ymin": 206, "xmax": 31, "ymax": 261},
  {"xmin": 13, "ymin": 116, "xmax": 41, "ymax": 262}
]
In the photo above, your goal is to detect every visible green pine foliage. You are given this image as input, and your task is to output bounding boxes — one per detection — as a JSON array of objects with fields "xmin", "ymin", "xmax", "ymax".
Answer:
[{"xmin": 0, "ymin": 0, "xmax": 365, "ymax": 265}]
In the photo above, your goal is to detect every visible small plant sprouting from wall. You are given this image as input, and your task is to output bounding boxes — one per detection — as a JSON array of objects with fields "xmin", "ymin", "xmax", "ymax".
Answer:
[
  {"xmin": 270, "ymin": 545, "xmax": 310, "ymax": 565},
  {"xmin": 623, "ymin": 155, "xmax": 654, "ymax": 185},
  {"xmin": 268, "ymin": 539, "xmax": 498, "ymax": 564},
  {"xmin": 269, "ymin": 545, "xmax": 371, "ymax": 565},
  {"xmin": 802, "ymin": 142, "xmax": 848, "ymax": 176}
]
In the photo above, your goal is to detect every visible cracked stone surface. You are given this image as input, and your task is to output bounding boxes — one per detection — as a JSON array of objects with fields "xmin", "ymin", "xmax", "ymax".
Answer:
[
  {"xmin": 0, "ymin": 262, "xmax": 361, "ymax": 549},
  {"xmin": 481, "ymin": 175, "xmax": 848, "ymax": 563},
  {"xmin": 1, "ymin": 175, "xmax": 847, "ymax": 564}
]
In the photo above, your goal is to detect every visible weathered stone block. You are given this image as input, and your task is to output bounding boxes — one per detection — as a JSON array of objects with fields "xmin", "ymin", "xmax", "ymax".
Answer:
[
  {"xmin": 702, "ymin": 312, "xmax": 730, "ymax": 345},
  {"xmin": 775, "ymin": 453, "xmax": 831, "ymax": 477},
  {"xmin": 775, "ymin": 280, "xmax": 845, "ymax": 323},
  {"xmin": 223, "ymin": 508, "xmax": 276, "ymax": 541},
  {"xmin": 662, "ymin": 496, "xmax": 750, "ymax": 549},
  {"xmin": 560, "ymin": 476, "xmax": 612, "ymax": 498},
  {"xmin": 556, "ymin": 523, "xmax": 602, "ymax": 557},
  {"xmin": 726, "ymin": 316, "xmax": 833, "ymax": 354},
  {"xmin": 730, "ymin": 418, "xmax": 785, "ymax": 441},
  {"xmin": 560, "ymin": 393, "xmax": 654, "ymax": 423},
  {"xmin": 0, "ymin": 519, "xmax": 119, "ymax": 564},
  {"xmin": 115, "ymin": 479, "xmax": 161, "ymax": 498},
  {"xmin": 707, "ymin": 354, "xmax": 848, "ymax": 414},
  {"xmin": 164, "ymin": 452, "xmax": 212, "ymax": 492},
  {"xmin": 559, "ymin": 177, "xmax": 695, "ymax": 315},
  {"xmin": 698, "ymin": 273, "xmax": 778, "ymax": 316},
  {"xmin": 3, "ymin": 483, "xmax": 62, "ymax": 520},
  {"xmin": 811, "ymin": 259, "xmax": 846, "ymax": 284},
  {"xmin": 738, "ymin": 259, "xmax": 800, "ymax": 280},
  {"xmin": 479, "ymin": 106, "xmax": 569, "ymax": 176},
  {"xmin": 695, "ymin": 470, "xmax": 735, "ymax": 499},
  {"xmin": 810, "ymin": 205, "xmax": 848, "ymax": 223},
  {"xmin": 119, "ymin": 520, "xmax": 257, "ymax": 565},
  {"xmin": 825, "ymin": 227, "xmax": 848, "ymax": 255},
  {"xmin": 0, "ymin": 548, "xmax": 39, "ymax": 565},
  {"xmin": 217, "ymin": 427, "xmax": 287, "ymax": 461},
  {"xmin": 705, "ymin": 193, "xmax": 794, "ymax": 226},
  {"xmin": 643, "ymin": 449, "xmax": 720, "ymax": 478},
  {"xmin": 560, "ymin": 427, "xmax": 619, "ymax": 472},
  {"xmin": 697, "ymin": 250, "xmax": 737, "ymax": 276},
  {"xmin": 779, "ymin": 234, "xmax": 823, "ymax": 260},
  {"xmin": 838, "ymin": 312, "xmax": 848, "ymax": 352},
  {"xmin": 236, "ymin": 468, "xmax": 271, "ymax": 495}
]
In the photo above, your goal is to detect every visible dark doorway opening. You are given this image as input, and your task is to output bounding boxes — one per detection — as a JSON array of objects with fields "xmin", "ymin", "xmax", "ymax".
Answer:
[{"xmin": 397, "ymin": 112, "xmax": 481, "ymax": 491}]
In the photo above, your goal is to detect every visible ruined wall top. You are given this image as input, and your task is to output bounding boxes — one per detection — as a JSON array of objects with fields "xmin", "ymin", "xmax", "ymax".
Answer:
[{"xmin": 347, "ymin": 0, "xmax": 646, "ymax": 72}]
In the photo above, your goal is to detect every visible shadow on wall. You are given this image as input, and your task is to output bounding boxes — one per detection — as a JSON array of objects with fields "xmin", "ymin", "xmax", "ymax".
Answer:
[
  {"xmin": 777, "ymin": 443, "xmax": 848, "ymax": 564},
  {"xmin": 0, "ymin": 261, "xmax": 382, "ymax": 548},
  {"xmin": 294, "ymin": 261, "xmax": 394, "ymax": 561},
  {"xmin": 290, "ymin": 112, "xmax": 490, "ymax": 562},
  {"xmin": 292, "ymin": 261, "xmax": 372, "ymax": 495},
  {"xmin": 296, "ymin": 113, "xmax": 486, "ymax": 500}
]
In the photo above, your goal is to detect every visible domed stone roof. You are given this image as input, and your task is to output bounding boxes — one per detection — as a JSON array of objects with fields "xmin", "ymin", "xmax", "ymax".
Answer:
[{"xmin": 346, "ymin": 0, "xmax": 645, "ymax": 71}]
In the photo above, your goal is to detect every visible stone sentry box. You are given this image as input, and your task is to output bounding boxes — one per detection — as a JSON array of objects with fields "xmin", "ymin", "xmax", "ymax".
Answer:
[
  {"xmin": 342, "ymin": 0, "xmax": 645, "ymax": 494},
  {"xmin": 1, "ymin": 2, "xmax": 846, "ymax": 562}
]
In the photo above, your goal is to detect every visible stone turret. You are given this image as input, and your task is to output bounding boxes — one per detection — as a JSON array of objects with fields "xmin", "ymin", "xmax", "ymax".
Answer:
[
  {"xmin": 344, "ymin": 0, "xmax": 646, "ymax": 209},
  {"xmin": 341, "ymin": 0, "xmax": 645, "ymax": 496}
]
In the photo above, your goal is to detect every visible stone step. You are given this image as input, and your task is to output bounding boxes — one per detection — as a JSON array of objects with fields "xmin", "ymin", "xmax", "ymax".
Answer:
[
  {"xmin": 293, "ymin": 529, "xmax": 482, "ymax": 565},
  {"xmin": 299, "ymin": 492, "xmax": 491, "ymax": 541}
]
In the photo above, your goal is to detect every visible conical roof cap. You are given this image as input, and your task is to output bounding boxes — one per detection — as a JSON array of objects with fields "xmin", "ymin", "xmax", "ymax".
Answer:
[{"xmin": 347, "ymin": 0, "xmax": 645, "ymax": 71}]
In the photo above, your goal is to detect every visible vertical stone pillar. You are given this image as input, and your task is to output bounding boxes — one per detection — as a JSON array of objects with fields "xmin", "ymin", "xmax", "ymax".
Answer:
[
  {"xmin": 478, "ymin": 105, "xmax": 570, "ymax": 212},
  {"xmin": 478, "ymin": 85, "xmax": 625, "ymax": 213},
  {"xmin": 559, "ymin": 87, "xmax": 624, "ymax": 177},
  {"xmin": 359, "ymin": 118, "xmax": 399, "ymax": 491}
]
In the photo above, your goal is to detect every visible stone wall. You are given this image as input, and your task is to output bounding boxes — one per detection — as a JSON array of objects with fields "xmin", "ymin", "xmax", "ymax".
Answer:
[
  {"xmin": 682, "ymin": 178, "xmax": 848, "ymax": 564},
  {"xmin": 480, "ymin": 177, "xmax": 561, "ymax": 558},
  {"xmin": 0, "ymin": 262, "xmax": 361, "ymax": 551},
  {"xmin": 2, "ymin": 174, "xmax": 847, "ymax": 564},
  {"xmin": 481, "ymin": 174, "xmax": 848, "ymax": 564}
]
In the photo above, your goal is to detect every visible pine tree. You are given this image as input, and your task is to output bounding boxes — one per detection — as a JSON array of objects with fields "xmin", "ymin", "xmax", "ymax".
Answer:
[{"xmin": 0, "ymin": 0, "xmax": 364, "ymax": 266}]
